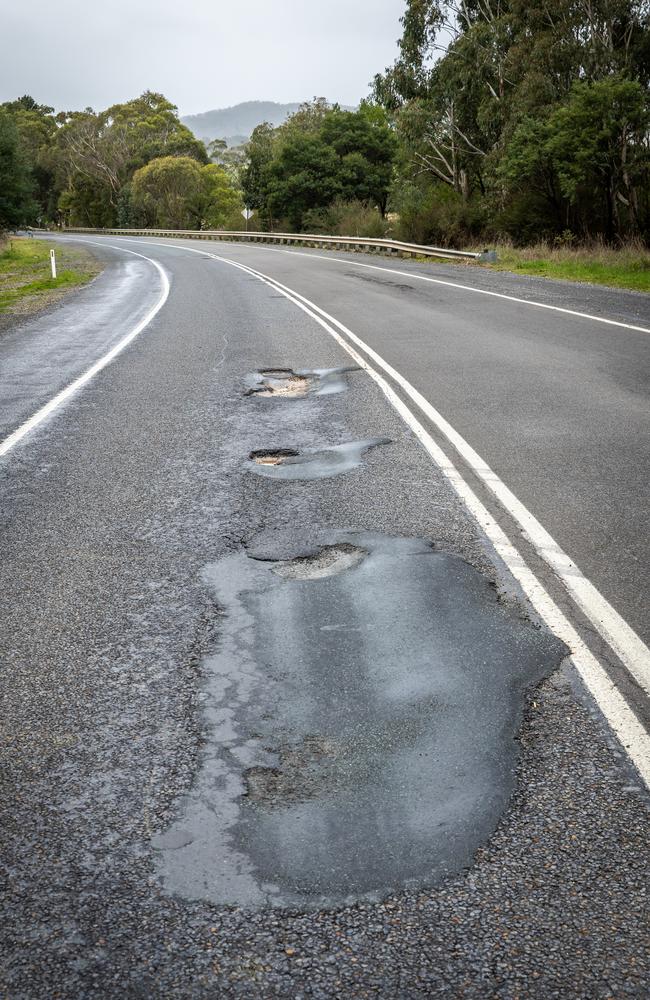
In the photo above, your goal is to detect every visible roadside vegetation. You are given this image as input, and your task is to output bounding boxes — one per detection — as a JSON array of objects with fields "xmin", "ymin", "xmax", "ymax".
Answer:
[
  {"xmin": 482, "ymin": 240, "xmax": 650, "ymax": 293},
  {"xmin": 0, "ymin": 0, "xmax": 648, "ymax": 293},
  {"xmin": 0, "ymin": 238, "xmax": 100, "ymax": 322}
]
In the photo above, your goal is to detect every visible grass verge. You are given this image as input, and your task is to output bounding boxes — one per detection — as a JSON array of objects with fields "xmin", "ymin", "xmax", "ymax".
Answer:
[
  {"xmin": 481, "ymin": 240, "xmax": 650, "ymax": 292},
  {"xmin": 0, "ymin": 237, "xmax": 101, "ymax": 321}
]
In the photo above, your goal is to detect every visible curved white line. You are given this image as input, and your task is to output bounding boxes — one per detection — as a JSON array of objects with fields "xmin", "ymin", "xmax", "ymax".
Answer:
[
  {"xmin": 94, "ymin": 233, "xmax": 650, "ymax": 334},
  {"xmin": 94, "ymin": 236, "xmax": 650, "ymax": 696},
  {"xmin": 248, "ymin": 245, "xmax": 650, "ymax": 334},
  {"xmin": 0, "ymin": 244, "xmax": 170, "ymax": 458},
  {"xmin": 56, "ymin": 236, "xmax": 650, "ymax": 784}
]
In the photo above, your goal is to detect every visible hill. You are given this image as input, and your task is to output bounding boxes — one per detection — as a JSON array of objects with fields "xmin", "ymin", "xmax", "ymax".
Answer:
[{"xmin": 181, "ymin": 101, "xmax": 302, "ymax": 145}]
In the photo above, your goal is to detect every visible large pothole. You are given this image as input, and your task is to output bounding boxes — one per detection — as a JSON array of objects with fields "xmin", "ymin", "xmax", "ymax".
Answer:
[
  {"xmin": 248, "ymin": 438, "xmax": 390, "ymax": 481},
  {"xmin": 152, "ymin": 531, "xmax": 568, "ymax": 910}
]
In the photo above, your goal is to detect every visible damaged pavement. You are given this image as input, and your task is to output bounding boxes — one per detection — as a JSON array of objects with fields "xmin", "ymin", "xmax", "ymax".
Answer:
[{"xmin": 0, "ymin": 241, "xmax": 648, "ymax": 998}]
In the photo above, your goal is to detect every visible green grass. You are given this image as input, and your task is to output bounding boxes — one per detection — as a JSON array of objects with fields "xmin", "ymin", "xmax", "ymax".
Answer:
[
  {"xmin": 484, "ymin": 241, "xmax": 650, "ymax": 292},
  {"xmin": 0, "ymin": 237, "xmax": 100, "ymax": 315}
]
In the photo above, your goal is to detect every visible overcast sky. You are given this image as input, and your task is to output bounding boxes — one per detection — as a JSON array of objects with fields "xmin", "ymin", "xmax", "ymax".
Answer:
[{"xmin": 1, "ymin": 1, "xmax": 405, "ymax": 115}]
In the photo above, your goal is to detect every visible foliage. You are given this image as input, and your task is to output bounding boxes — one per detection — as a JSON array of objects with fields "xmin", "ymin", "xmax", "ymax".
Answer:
[
  {"xmin": 241, "ymin": 101, "xmax": 397, "ymax": 230},
  {"xmin": 131, "ymin": 156, "xmax": 241, "ymax": 229},
  {"xmin": 54, "ymin": 92, "xmax": 208, "ymax": 226},
  {"xmin": 302, "ymin": 199, "xmax": 389, "ymax": 238},
  {"xmin": 0, "ymin": 108, "xmax": 37, "ymax": 229},
  {"xmin": 373, "ymin": 0, "xmax": 650, "ymax": 244}
]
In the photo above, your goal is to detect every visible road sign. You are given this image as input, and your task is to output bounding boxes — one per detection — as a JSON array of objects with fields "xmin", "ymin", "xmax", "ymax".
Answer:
[{"xmin": 242, "ymin": 208, "xmax": 254, "ymax": 221}]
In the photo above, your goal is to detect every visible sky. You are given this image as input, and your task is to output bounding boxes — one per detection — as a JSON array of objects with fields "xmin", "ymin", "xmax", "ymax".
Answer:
[{"xmin": 1, "ymin": 0, "xmax": 405, "ymax": 115}]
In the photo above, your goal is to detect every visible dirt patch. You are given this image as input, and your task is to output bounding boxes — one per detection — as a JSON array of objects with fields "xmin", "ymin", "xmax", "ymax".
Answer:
[{"xmin": 248, "ymin": 370, "xmax": 312, "ymax": 398}]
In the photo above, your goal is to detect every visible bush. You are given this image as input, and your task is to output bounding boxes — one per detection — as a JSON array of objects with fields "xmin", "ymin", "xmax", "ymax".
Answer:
[
  {"xmin": 302, "ymin": 199, "xmax": 388, "ymax": 237},
  {"xmin": 393, "ymin": 182, "xmax": 486, "ymax": 247}
]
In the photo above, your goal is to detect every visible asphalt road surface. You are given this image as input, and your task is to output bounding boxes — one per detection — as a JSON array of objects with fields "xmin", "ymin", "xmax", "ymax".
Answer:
[{"xmin": 1, "ymin": 234, "xmax": 649, "ymax": 998}]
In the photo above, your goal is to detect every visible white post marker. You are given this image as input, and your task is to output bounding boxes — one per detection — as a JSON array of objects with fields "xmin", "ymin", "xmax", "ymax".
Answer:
[
  {"xmin": 50, "ymin": 249, "xmax": 57, "ymax": 279},
  {"xmin": 241, "ymin": 207, "xmax": 254, "ymax": 233}
]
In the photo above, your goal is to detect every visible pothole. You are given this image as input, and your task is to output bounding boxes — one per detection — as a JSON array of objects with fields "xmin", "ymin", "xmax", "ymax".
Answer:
[
  {"xmin": 250, "ymin": 448, "xmax": 300, "ymax": 466},
  {"xmin": 152, "ymin": 531, "xmax": 570, "ymax": 909},
  {"xmin": 272, "ymin": 542, "xmax": 366, "ymax": 580},
  {"xmin": 248, "ymin": 371, "xmax": 311, "ymax": 398},
  {"xmin": 245, "ymin": 366, "xmax": 358, "ymax": 398},
  {"xmin": 248, "ymin": 438, "xmax": 390, "ymax": 481}
]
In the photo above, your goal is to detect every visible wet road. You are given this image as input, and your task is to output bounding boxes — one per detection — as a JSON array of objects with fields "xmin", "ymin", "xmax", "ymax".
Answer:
[{"xmin": 1, "ymin": 235, "xmax": 649, "ymax": 998}]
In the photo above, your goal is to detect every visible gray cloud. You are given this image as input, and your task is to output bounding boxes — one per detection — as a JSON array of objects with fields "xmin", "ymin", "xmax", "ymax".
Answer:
[{"xmin": 1, "ymin": 1, "xmax": 404, "ymax": 113}]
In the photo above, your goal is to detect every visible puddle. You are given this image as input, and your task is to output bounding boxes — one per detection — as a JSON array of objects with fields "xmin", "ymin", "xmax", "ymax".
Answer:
[
  {"xmin": 245, "ymin": 366, "xmax": 358, "ymax": 398},
  {"xmin": 152, "ymin": 532, "xmax": 568, "ymax": 910},
  {"xmin": 248, "ymin": 438, "xmax": 390, "ymax": 481}
]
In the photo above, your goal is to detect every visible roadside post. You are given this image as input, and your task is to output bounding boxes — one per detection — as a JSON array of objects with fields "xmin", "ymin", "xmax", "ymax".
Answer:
[{"xmin": 50, "ymin": 249, "xmax": 57, "ymax": 279}]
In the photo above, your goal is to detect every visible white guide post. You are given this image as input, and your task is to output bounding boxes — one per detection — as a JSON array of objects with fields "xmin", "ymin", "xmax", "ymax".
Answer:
[{"xmin": 50, "ymin": 249, "xmax": 57, "ymax": 279}]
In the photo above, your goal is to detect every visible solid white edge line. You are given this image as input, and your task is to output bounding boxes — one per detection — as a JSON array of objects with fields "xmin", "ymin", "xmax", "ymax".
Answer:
[
  {"xmin": 244, "ymin": 244, "xmax": 650, "ymax": 334},
  {"xmin": 64, "ymin": 236, "xmax": 650, "ymax": 787},
  {"xmin": 0, "ymin": 243, "xmax": 170, "ymax": 458}
]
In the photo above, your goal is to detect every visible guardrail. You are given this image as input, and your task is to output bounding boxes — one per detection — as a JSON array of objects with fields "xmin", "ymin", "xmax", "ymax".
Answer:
[{"xmin": 59, "ymin": 227, "xmax": 497, "ymax": 263}]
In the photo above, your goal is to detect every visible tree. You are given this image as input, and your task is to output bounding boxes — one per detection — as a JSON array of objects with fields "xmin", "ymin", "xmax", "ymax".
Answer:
[
  {"xmin": 373, "ymin": 0, "xmax": 650, "ymax": 243},
  {"xmin": 131, "ymin": 156, "xmax": 241, "ymax": 229},
  {"xmin": 545, "ymin": 77, "xmax": 649, "ymax": 239},
  {"xmin": 241, "ymin": 104, "xmax": 396, "ymax": 230},
  {"xmin": 1, "ymin": 96, "xmax": 58, "ymax": 221},
  {"xmin": 55, "ymin": 92, "xmax": 207, "ymax": 226},
  {"xmin": 0, "ymin": 109, "xmax": 36, "ymax": 229}
]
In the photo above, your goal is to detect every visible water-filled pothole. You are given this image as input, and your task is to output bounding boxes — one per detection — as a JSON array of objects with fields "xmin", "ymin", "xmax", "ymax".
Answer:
[
  {"xmin": 248, "ymin": 438, "xmax": 390, "ymax": 481},
  {"xmin": 245, "ymin": 366, "xmax": 358, "ymax": 398}
]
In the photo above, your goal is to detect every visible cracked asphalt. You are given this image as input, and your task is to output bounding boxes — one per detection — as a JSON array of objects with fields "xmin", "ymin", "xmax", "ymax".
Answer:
[{"xmin": 0, "ymin": 238, "xmax": 648, "ymax": 998}]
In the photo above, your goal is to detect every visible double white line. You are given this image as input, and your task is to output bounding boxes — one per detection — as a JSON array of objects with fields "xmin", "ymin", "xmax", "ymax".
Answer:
[{"xmin": 3, "ymin": 236, "xmax": 649, "ymax": 787}]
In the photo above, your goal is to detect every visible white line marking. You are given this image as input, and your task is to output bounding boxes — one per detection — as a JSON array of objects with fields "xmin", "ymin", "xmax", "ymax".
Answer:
[
  {"xmin": 116, "ymin": 236, "xmax": 650, "ymax": 700},
  {"xmin": 72, "ymin": 235, "xmax": 650, "ymax": 786},
  {"xmin": 67, "ymin": 233, "xmax": 650, "ymax": 334},
  {"xmin": 258, "ymin": 281, "xmax": 650, "ymax": 700},
  {"xmin": 0, "ymin": 244, "xmax": 169, "ymax": 458},
  {"xmin": 251, "ymin": 245, "xmax": 650, "ymax": 334}
]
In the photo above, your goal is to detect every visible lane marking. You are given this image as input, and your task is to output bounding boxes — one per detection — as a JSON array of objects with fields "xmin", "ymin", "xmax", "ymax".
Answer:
[
  {"xmin": 0, "ymin": 244, "xmax": 170, "ymax": 458},
  {"xmin": 242, "ymin": 245, "xmax": 650, "ymax": 333},
  {"xmin": 103, "ymin": 236, "xmax": 650, "ymax": 701},
  {"xmin": 68, "ymin": 234, "xmax": 650, "ymax": 333},
  {"xmin": 75, "ymin": 235, "xmax": 650, "ymax": 786}
]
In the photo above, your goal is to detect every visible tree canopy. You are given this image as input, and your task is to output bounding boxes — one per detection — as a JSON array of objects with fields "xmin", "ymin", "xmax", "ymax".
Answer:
[
  {"xmin": 241, "ymin": 101, "xmax": 396, "ymax": 230},
  {"xmin": 373, "ymin": 0, "xmax": 650, "ymax": 244}
]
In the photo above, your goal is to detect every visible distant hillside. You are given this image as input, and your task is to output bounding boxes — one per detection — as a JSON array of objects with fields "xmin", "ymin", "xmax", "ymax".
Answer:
[{"xmin": 181, "ymin": 101, "xmax": 302, "ymax": 145}]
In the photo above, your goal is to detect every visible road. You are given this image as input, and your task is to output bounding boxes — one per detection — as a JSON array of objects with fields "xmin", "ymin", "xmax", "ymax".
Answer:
[{"xmin": 1, "ymin": 234, "xmax": 649, "ymax": 998}]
